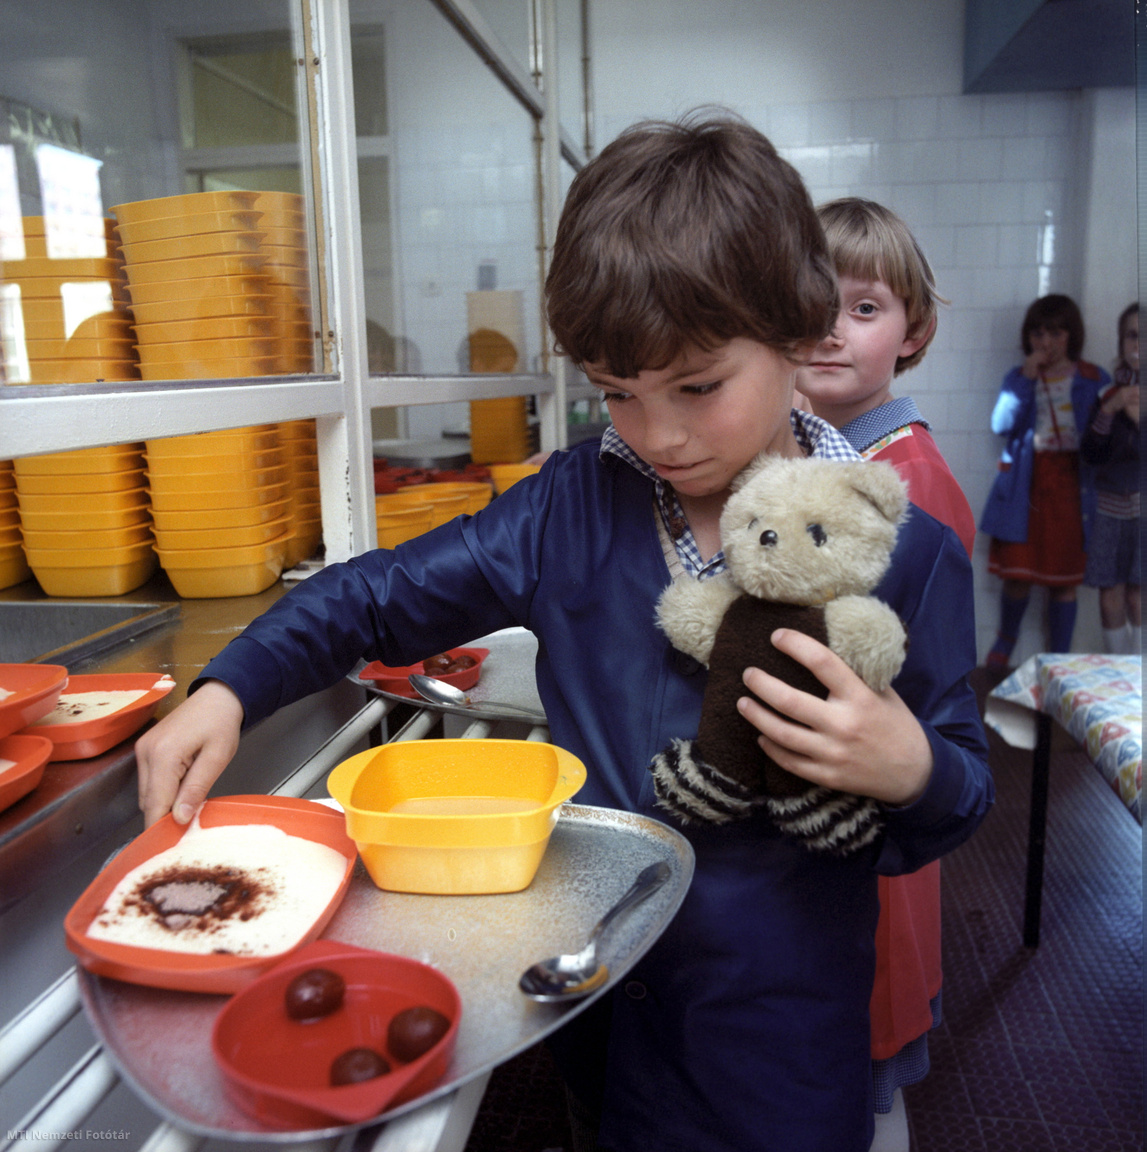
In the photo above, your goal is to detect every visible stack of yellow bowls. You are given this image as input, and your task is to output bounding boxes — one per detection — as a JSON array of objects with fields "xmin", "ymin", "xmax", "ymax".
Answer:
[
  {"xmin": 468, "ymin": 396, "xmax": 531, "ymax": 464},
  {"xmin": 5, "ymin": 217, "xmax": 138, "ymax": 384},
  {"xmin": 375, "ymin": 498, "xmax": 435, "ymax": 548},
  {"xmin": 112, "ymin": 191, "xmax": 280, "ymax": 380},
  {"xmin": 14, "ymin": 446, "xmax": 156, "ymax": 595},
  {"xmin": 377, "ymin": 486, "xmax": 470, "ymax": 531},
  {"xmin": 278, "ymin": 419, "xmax": 322, "ymax": 566},
  {"xmin": 145, "ymin": 426, "xmax": 289, "ymax": 597},
  {"xmin": 253, "ymin": 192, "xmax": 314, "ymax": 373},
  {"xmin": 0, "ymin": 461, "xmax": 31, "ymax": 590}
]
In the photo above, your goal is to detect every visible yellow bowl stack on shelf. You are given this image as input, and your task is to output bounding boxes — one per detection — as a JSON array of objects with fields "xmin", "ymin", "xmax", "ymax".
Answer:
[
  {"xmin": 253, "ymin": 193, "xmax": 315, "ymax": 374},
  {"xmin": 487, "ymin": 462, "xmax": 542, "ymax": 494},
  {"xmin": 3, "ymin": 218, "xmax": 139, "ymax": 384},
  {"xmin": 377, "ymin": 486, "xmax": 469, "ymax": 530},
  {"xmin": 468, "ymin": 396, "xmax": 531, "ymax": 465},
  {"xmin": 13, "ymin": 446, "xmax": 156, "ymax": 596},
  {"xmin": 0, "ymin": 461, "xmax": 31, "ymax": 590},
  {"xmin": 113, "ymin": 191, "xmax": 284, "ymax": 381},
  {"xmin": 145, "ymin": 426, "xmax": 289, "ymax": 597},
  {"xmin": 278, "ymin": 418, "xmax": 322, "ymax": 566},
  {"xmin": 375, "ymin": 500, "xmax": 435, "ymax": 548}
]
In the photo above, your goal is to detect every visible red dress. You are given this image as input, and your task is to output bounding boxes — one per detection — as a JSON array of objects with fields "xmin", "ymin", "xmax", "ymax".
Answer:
[{"xmin": 856, "ymin": 414, "xmax": 976, "ymax": 1060}]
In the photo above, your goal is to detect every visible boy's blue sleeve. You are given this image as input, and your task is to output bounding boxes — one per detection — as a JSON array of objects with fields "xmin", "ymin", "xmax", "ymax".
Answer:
[{"xmin": 873, "ymin": 510, "xmax": 994, "ymax": 874}]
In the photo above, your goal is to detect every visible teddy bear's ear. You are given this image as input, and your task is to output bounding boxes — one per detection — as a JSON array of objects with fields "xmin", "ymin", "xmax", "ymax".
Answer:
[{"xmin": 845, "ymin": 460, "xmax": 909, "ymax": 524}]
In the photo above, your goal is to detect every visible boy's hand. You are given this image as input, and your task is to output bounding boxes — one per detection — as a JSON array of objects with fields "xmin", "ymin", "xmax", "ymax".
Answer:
[
  {"xmin": 135, "ymin": 680, "xmax": 244, "ymax": 827},
  {"xmin": 736, "ymin": 629, "xmax": 933, "ymax": 807}
]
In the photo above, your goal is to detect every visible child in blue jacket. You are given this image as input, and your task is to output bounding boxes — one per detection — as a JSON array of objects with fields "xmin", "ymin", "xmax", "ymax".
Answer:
[{"xmin": 137, "ymin": 113, "xmax": 992, "ymax": 1152}]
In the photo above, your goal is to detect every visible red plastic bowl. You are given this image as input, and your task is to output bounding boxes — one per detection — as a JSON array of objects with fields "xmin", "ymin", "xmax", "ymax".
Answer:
[
  {"xmin": 0, "ymin": 733, "xmax": 54, "ymax": 813},
  {"xmin": 64, "ymin": 796, "xmax": 357, "ymax": 994},
  {"xmin": 0, "ymin": 664, "xmax": 68, "ymax": 740},
  {"xmin": 20, "ymin": 673, "xmax": 176, "ymax": 760},
  {"xmin": 212, "ymin": 939, "xmax": 461, "ymax": 1128},
  {"xmin": 358, "ymin": 647, "xmax": 488, "ymax": 700}
]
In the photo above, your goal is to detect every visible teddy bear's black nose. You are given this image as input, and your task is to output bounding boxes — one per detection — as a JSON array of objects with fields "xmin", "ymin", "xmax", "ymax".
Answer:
[
  {"xmin": 759, "ymin": 529, "xmax": 778, "ymax": 547},
  {"xmin": 806, "ymin": 523, "xmax": 827, "ymax": 546}
]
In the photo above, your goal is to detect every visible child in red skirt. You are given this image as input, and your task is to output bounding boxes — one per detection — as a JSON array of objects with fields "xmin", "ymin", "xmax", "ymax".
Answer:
[{"xmin": 979, "ymin": 294, "xmax": 1111, "ymax": 665}]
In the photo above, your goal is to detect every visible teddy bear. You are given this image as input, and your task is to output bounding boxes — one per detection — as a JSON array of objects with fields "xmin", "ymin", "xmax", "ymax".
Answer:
[{"xmin": 649, "ymin": 453, "xmax": 910, "ymax": 855}]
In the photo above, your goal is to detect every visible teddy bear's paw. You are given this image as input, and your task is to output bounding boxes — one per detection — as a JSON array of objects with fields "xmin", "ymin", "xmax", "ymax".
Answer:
[
  {"xmin": 649, "ymin": 739, "xmax": 764, "ymax": 825},
  {"xmin": 766, "ymin": 787, "xmax": 884, "ymax": 855}
]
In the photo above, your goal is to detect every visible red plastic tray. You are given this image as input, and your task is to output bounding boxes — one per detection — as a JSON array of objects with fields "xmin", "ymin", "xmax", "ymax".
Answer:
[
  {"xmin": 19, "ymin": 672, "xmax": 175, "ymax": 760},
  {"xmin": 64, "ymin": 796, "xmax": 358, "ymax": 994},
  {"xmin": 0, "ymin": 664, "xmax": 68, "ymax": 740},
  {"xmin": 0, "ymin": 733, "xmax": 54, "ymax": 813}
]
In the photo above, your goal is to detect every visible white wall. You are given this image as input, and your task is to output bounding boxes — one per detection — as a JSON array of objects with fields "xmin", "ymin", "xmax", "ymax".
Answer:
[{"xmin": 589, "ymin": 0, "xmax": 1138, "ymax": 662}]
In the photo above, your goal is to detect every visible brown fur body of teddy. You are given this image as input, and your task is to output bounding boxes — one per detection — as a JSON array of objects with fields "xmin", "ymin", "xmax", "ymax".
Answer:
[{"xmin": 697, "ymin": 595, "xmax": 827, "ymax": 800}]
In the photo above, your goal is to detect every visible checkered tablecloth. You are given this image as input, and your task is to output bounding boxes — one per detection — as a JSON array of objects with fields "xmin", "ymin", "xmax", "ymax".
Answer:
[{"xmin": 986, "ymin": 653, "xmax": 1142, "ymax": 823}]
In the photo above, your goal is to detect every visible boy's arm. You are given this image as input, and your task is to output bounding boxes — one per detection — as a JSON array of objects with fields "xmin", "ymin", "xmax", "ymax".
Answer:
[{"xmin": 737, "ymin": 521, "xmax": 992, "ymax": 870}]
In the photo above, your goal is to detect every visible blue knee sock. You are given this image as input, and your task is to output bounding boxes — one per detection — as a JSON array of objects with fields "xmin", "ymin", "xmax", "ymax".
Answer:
[
  {"xmin": 987, "ymin": 592, "xmax": 1030, "ymax": 665},
  {"xmin": 1047, "ymin": 599, "xmax": 1077, "ymax": 653}
]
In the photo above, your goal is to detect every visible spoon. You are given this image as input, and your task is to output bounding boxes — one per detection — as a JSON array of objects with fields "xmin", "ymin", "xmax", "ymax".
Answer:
[
  {"xmin": 408, "ymin": 673, "xmax": 546, "ymax": 720},
  {"xmin": 519, "ymin": 860, "xmax": 672, "ymax": 1001}
]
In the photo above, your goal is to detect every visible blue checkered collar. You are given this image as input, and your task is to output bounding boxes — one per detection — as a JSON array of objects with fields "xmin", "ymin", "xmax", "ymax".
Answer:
[
  {"xmin": 599, "ymin": 410, "xmax": 860, "ymax": 578},
  {"xmin": 838, "ymin": 396, "xmax": 928, "ymax": 455}
]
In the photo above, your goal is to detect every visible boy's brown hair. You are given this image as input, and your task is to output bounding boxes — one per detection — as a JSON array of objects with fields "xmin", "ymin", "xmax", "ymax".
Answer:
[
  {"xmin": 817, "ymin": 197, "xmax": 943, "ymax": 376},
  {"xmin": 546, "ymin": 111, "xmax": 838, "ymax": 378},
  {"xmin": 1021, "ymin": 294, "xmax": 1085, "ymax": 362}
]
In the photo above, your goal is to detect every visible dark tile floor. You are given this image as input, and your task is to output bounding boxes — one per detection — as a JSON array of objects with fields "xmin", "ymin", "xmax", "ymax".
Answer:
[{"xmin": 463, "ymin": 669, "xmax": 1144, "ymax": 1151}]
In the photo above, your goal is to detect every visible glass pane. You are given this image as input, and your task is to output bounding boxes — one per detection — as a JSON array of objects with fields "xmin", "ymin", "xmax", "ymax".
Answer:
[
  {"xmin": 0, "ymin": 0, "xmax": 320, "ymax": 385},
  {"xmin": 469, "ymin": 0, "xmax": 533, "ymax": 82},
  {"xmin": 351, "ymin": 1, "xmax": 542, "ymax": 402},
  {"xmin": 556, "ymin": 0, "xmax": 585, "ymax": 152}
]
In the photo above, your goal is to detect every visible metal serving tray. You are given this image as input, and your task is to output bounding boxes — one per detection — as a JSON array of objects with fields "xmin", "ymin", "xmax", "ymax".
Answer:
[
  {"xmin": 77, "ymin": 803, "xmax": 694, "ymax": 1141},
  {"xmin": 355, "ymin": 627, "xmax": 545, "ymax": 723}
]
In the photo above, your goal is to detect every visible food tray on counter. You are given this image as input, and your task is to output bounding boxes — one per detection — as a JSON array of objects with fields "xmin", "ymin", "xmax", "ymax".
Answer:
[
  {"xmin": 78, "ymin": 802, "xmax": 694, "ymax": 1140},
  {"xmin": 353, "ymin": 626, "xmax": 544, "ymax": 723}
]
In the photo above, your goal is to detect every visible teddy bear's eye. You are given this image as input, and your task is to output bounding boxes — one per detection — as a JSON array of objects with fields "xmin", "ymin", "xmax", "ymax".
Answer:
[
  {"xmin": 806, "ymin": 523, "xmax": 827, "ymax": 547},
  {"xmin": 759, "ymin": 529, "xmax": 778, "ymax": 547}
]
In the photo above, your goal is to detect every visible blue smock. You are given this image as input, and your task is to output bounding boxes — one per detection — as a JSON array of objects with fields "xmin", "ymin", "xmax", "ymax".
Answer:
[{"xmin": 198, "ymin": 439, "xmax": 992, "ymax": 1152}]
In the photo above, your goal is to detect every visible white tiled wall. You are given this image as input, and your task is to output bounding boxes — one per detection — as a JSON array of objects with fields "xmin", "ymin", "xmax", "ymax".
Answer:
[{"xmin": 590, "ymin": 0, "xmax": 1137, "ymax": 662}]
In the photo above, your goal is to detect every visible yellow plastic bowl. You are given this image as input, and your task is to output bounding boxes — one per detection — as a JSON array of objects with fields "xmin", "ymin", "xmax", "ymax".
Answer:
[
  {"xmin": 416, "ymin": 481, "xmax": 493, "ymax": 515},
  {"xmin": 114, "ymin": 209, "xmax": 263, "ymax": 244},
  {"xmin": 155, "ymin": 535, "xmax": 287, "ymax": 598},
  {"xmin": 17, "ymin": 506, "xmax": 150, "ymax": 532},
  {"xmin": 377, "ymin": 488, "xmax": 468, "ymax": 529},
  {"xmin": 152, "ymin": 517, "xmax": 288, "ymax": 550},
  {"xmin": 21, "ymin": 359, "xmax": 139, "ymax": 385},
  {"xmin": 119, "ymin": 231, "xmax": 264, "ymax": 265},
  {"xmin": 147, "ymin": 500, "xmax": 287, "ymax": 531},
  {"xmin": 146, "ymin": 464, "xmax": 286, "ymax": 495},
  {"xmin": 26, "ymin": 541, "xmax": 157, "ymax": 597},
  {"xmin": 137, "ymin": 355, "xmax": 280, "ymax": 381},
  {"xmin": 21, "ymin": 523, "xmax": 153, "ymax": 550},
  {"xmin": 125, "ymin": 274, "xmax": 270, "ymax": 307},
  {"xmin": 143, "ymin": 448, "xmax": 283, "ymax": 478},
  {"xmin": 134, "ymin": 315, "xmax": 277, "ymax": 343},
  {"xmin": 487, "ymin": 463, "xmax": 541, "ymax": 494},
  {"xmin": 0, "ymin": 549, "xmax": 32, "ymax": 591},
  {"xmin": 145, "ymin": 480, "xmax": 287, "ymax": 513},
  {"xmin": 124, "ymin": 253, "xmax": 267, "ymax": 287},
  {"xmin": 145, "ymin": 429, "xmax": 280, "ymax": 458},
  {"xmin": 326, "ymin": 740, "xmax": 583, "ymax": 895},
  {"xmin": 13, "ymin": 446, "xmax": 143, "ymax": 475},
  {"xmin": 15, "ymin": 469, "xmax": 145, "ymax": 495},
  {"xmin": 16, "ymin": 488, "xmax": 148, "ymax": 515},
  {"xmin": 376, "ymin": 503, "xmax": 434, "ymax": 548},
  {"xmin": 129, "ymin": 294, "xmax": 273, "ymax": 325},
  {"xmin": 111, "ymin": 190, "xmax": 261, "ymax": 225}
]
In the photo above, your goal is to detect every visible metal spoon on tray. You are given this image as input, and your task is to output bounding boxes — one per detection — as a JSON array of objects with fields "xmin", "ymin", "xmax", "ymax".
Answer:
[
  {"xmin": 408, "ymin": 673, "xmax": 546, "ymax": 721},
  {"xmin": 519, "ymin": 861, "xmax": 672, "ymax": 1001}
]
